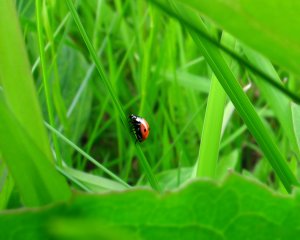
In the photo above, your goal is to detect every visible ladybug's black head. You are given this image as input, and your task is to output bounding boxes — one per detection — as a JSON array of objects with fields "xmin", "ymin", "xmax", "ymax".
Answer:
[{"xmin": 129, "ymin": 114, "xmax": 136, "ymax": 120}]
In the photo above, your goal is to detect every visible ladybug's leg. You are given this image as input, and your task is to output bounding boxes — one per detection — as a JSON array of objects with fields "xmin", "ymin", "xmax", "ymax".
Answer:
[
  {"xmin": 135, "ymin": 130, "xmax": 143, "ymax": 142},
  {"xmin": 129, "ymin": 128, "xmax": 135, "ymax": 135},
  {"xmin": 135, "ymin": 137, "xmax": 142, "ymax": 144},
  {"xmin": 129, "ymin": 120, "xmax": 142, "ymax": 142},
  {"xmin": 131, "ymin": 122, "xmax": 142, "ymax": 141},
  {"xmin": 129, "ymin": 126, "xmax": 137, "ymax": 136}
]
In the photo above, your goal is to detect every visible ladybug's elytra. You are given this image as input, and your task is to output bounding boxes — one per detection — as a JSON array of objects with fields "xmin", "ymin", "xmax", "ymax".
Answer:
[{"xmin": 129, "ymin": 114, "xmax": 150, "ymax": 142}]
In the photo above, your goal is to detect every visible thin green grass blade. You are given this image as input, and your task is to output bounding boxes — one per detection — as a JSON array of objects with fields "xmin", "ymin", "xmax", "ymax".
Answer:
[
  {"xmin": 65, "ymin": 0, "xmax": 125, "ymax": 124},
  {"xmin": 65, "ymin": 0, "xmax": 160, "ymax": 191},
  {"xmin": 242, "ymin": 46, "xmax": 300, "ymax": 157},
  {"xmin": 56, "ymin": 166, "xmax": 92, "ymax": 193},
  {"xmin": 42, "ymin": 1, "xmax": 69, "ymax": 135},
  {"xmin": 35, "ymin": 0, "xmax": 62, "ymax": 166},
  {"xmin": 153, "ymin": 0, "xmax": 299, "ymax": 192},
  {"xmin": 31, "ymin": 13, "xmax": 71, "ymax": 73},
  {"xmin": 45, "ymin": 122, "xmax": 131, "ymax": 189},
  {"xmin": 62, "ymin": 167, "xmax": 128, "ymax": 192}
]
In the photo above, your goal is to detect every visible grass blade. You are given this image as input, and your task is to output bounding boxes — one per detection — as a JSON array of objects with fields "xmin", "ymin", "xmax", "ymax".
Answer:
[
  {"xmin": 153, "ymin": 0, "xmax": 299, "ymax": 192},
  {"xmin": 45, "ymin": 122, "xmax": 131, "ymax": 188},
  {"xmin": 0, "ymin": 0, "xmax": 71, "ymax": 206},
  {"xmin": 174, "ymin": 0, "xmax": 300, "ymax": 77},
  {"xmin": 0, "ymin": 93, "xmax": 71, "ymax": 206},
  {"xmin": 0, "ymin": 0, "xmax": 52, "ymax": 163},
  {"xmin": 35, "ymin": 0, "xmax": 63, "ymax": 166},
  {"xmin": 65, "ymin": 0, "xmax": 160, "ymax": 191},
  {"xmin": 196, "ymin": 75, "xmax": 226, "ymax": 177},
  {"xmin": 242, "ymin": 46, "xmax": 300, "ymax": 157},
  {"xmin": 147, "ymin": 0, "xmax": 300, "ymax": 104}
]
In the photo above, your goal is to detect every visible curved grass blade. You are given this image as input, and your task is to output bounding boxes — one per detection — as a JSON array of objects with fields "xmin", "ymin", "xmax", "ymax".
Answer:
[
  {"xmin": 152, "ymin": 0, "xmax": 299, "ymax": 192},
  {"xmin": 147, "ymin": 0, "xmax": 300, "ymax": 104},
  {"xmin": 243, "ymin": 46, "xmax": 300, "ymax": 158},
  {"xmin": 175, "ymin": 0, "xmax": 300, "ymax": 78},
  {"xmin": 45, "ymin": 122, "xmax": 131, "ymax": 189},
  {"xmin": 64, "ymin": 0, "xmax": 160, "ymax": 191}
]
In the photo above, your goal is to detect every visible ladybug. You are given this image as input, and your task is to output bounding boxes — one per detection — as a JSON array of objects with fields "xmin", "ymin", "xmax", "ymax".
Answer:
[{"xmin": 129, "ymin": 114, "xmax": 150, "ymax": 142}]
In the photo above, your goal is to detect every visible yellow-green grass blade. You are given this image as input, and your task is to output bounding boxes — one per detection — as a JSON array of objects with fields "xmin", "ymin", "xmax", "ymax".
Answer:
[
  {"xmin": 0, "ymin": 0, "xmax": 52, "ymax": 163},
  {"xmin": 0, "ymin": 0, "xmax": 71, "ymax": 206},
  {"xmin": 196, "ymin": 32, "xmax": 237, "ymax": 178},
  {"xmin": 196, "ymin": 75, "xmax": 226, "ymax": 177},
  {"xmin": 152, "ymin": 0, "xmax": 299, "ymax": 192},
  {"xmin": 0, "ymin": 93, "xmax": 71, "ymax": 206}
]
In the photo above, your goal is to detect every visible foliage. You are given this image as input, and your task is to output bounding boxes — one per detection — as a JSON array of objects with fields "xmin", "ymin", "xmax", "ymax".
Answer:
[
  {"xmin": 2, "ymin": 174, "xmax": 300, "ymax": 240},
  {"xmin": 0, "ymin": 0, "xmax": 300, "ymax": 238}
]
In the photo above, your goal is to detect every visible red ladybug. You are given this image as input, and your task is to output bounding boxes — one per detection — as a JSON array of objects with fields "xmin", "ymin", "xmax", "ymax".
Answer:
[{"xmin": 129, "ymin": 114, "xmax": 150, "ymax": 142}]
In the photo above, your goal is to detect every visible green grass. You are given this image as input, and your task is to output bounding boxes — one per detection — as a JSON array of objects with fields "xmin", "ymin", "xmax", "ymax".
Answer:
[
  {"xmin": 1, "ymin": 0, "xmax": 300, "ymax": 238},
  {"xmin": 0, "ymin": 0, "xmax": 70, "ymax": 206}
]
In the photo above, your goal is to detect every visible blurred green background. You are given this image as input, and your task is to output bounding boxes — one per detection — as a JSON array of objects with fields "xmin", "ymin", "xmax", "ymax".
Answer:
[{"xmin": 1, "ymin": 0, "xmax": 300, "ymax": 238}]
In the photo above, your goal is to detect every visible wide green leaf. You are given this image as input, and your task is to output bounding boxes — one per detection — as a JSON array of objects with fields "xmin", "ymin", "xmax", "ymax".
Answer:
[
  {"xmin": 1, "ymin": 174, "xmax": 300, "ymax": 239},
  {"xmin": 174, "ymin": 0, "xmax": 300, "ymax": 76}
]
